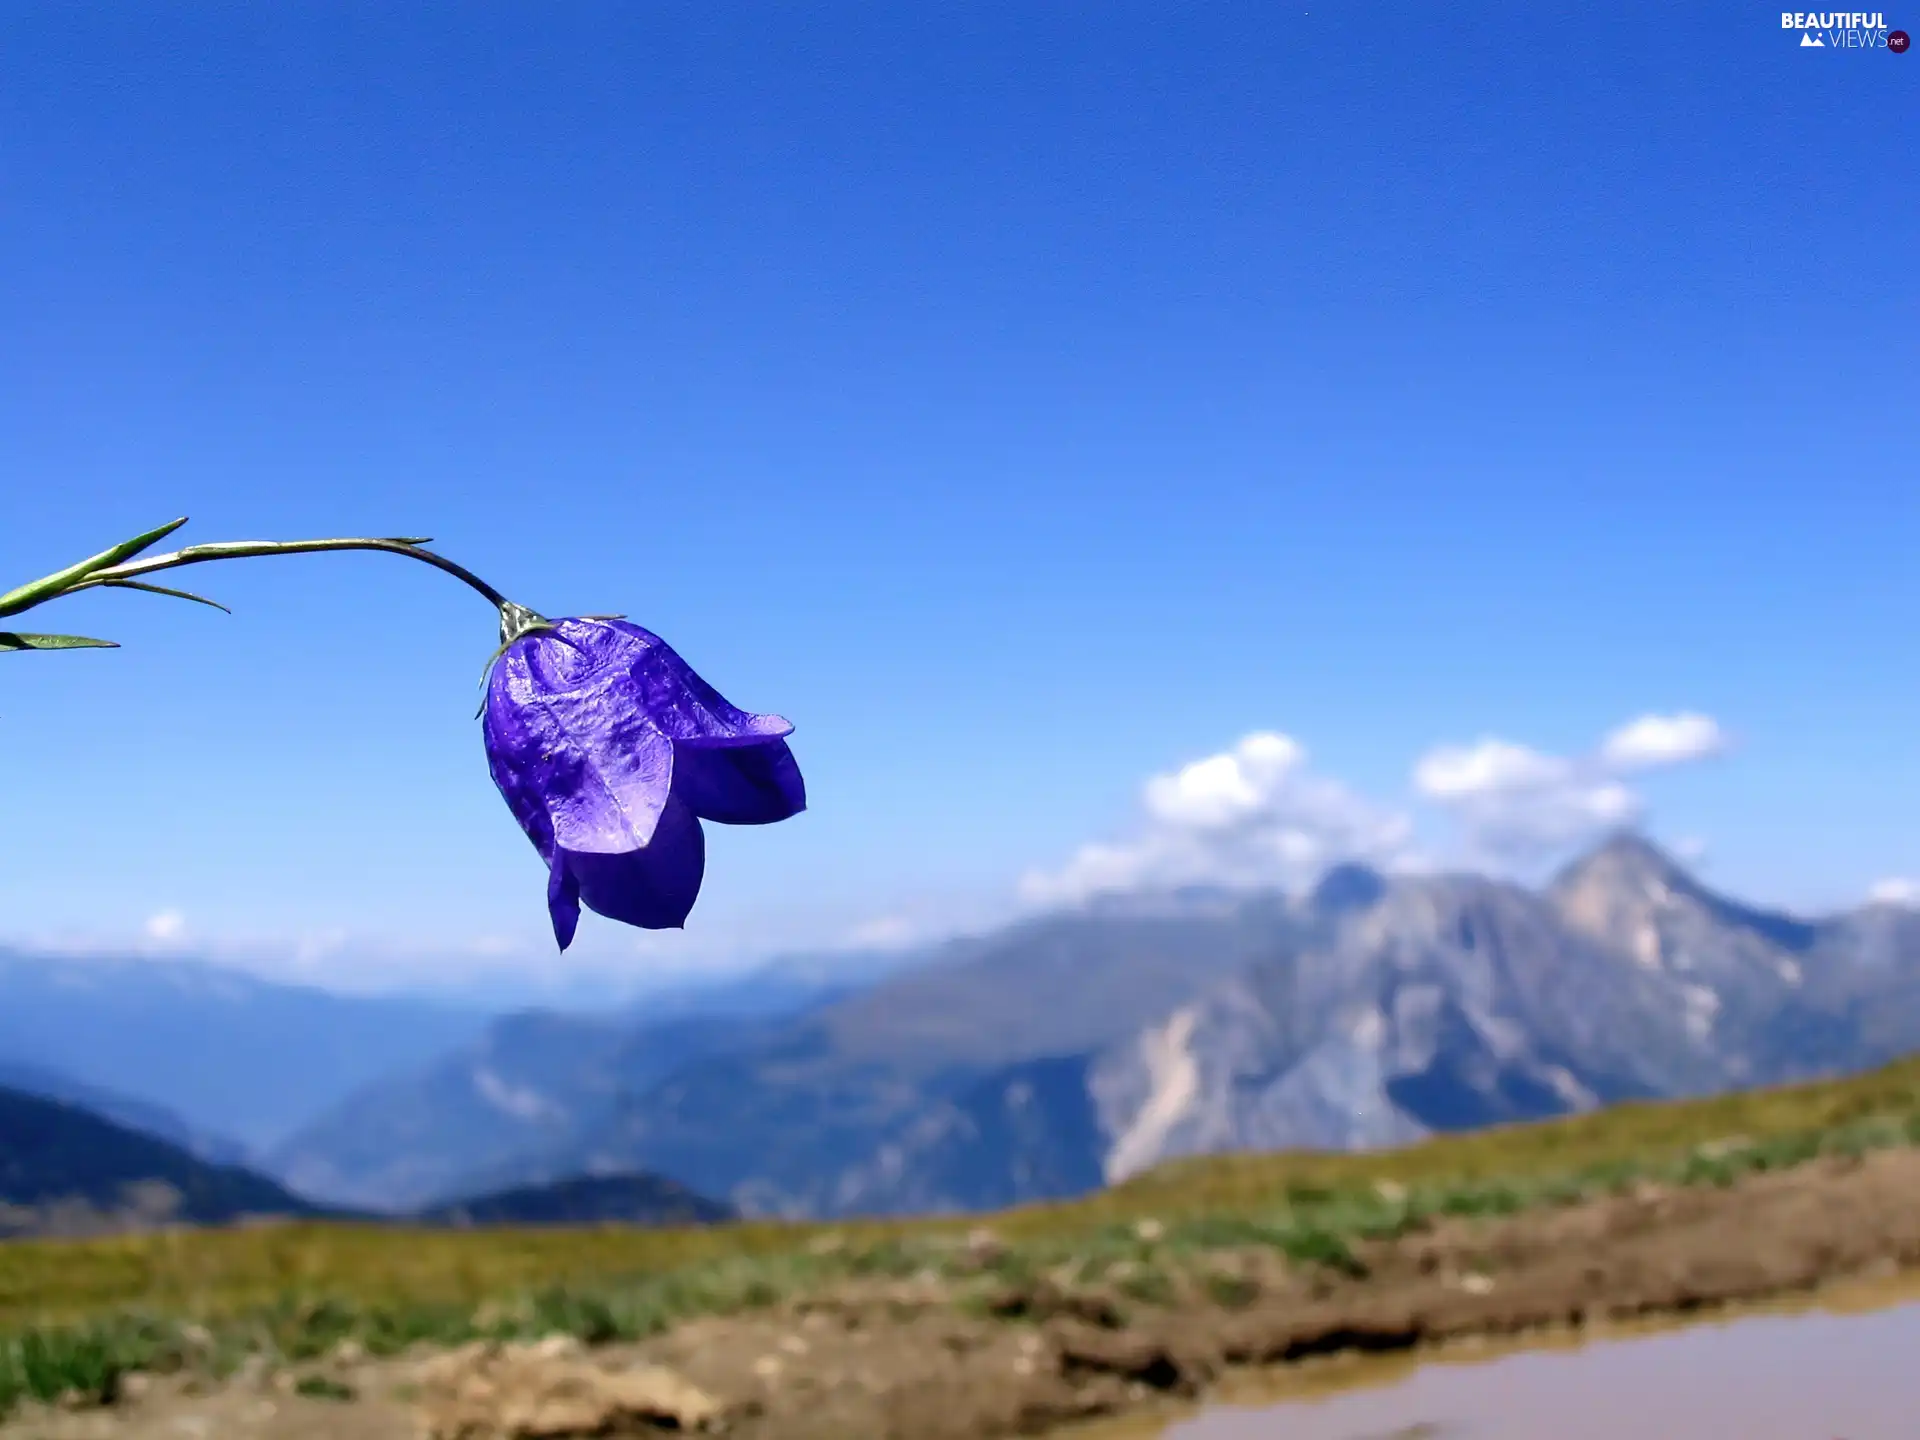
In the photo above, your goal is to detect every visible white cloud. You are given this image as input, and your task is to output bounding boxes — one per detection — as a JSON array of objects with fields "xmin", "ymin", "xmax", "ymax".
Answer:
[
  {"xmin": 291, "ymin": 928, "xmax": 350, "ymax": 966},
  {"xmin": 1598, "ymin": 712, "xmax": 1728, "ymax": 771},
  {"xmin": 844, "ymin": 915, "xmax": 917, "ymax": 950},
  {"xmin": 1413, "ymin": 712, "xmax": 1727, "ymax": 867},
  {"xmin": 1413, "ymin": 737, "xmax": 1635, "ymax": 864},
  {"xmin": 1412, "ymin": 738, "xmax": 1638, "ymax": 862},
  {"xmin": 1142, "ymin": 732, "xmax": 1305, "ymax": 827},
  {"xmin": 1412, "ymin": 739, "xmax": 1574, "ymax": 800},
  {"xmin": 142, "ymin": 910, "xmax": 187, "ymax": 945},
  {"xmin": 1021, "ymin": 732, "xmax": 1416, "ymax": 907},
  {"xmin": 1868, "ymin": 878, "xmax": 1920, "ymax": 907}
]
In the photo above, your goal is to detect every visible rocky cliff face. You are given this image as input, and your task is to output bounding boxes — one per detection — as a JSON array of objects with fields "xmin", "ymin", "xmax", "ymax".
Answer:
[{"xmin": 1088, "ymin": 861, "xmax": 1730, "ymax": 1184}]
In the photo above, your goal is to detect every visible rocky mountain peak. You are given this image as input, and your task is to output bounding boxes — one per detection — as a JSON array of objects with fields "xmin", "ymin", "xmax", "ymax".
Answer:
[
  {"xmin": 1547, "ymin": 830, "xmax": 1822, "ymax": 981},
  {"xmin": 1554, "ymin": 829, "xmax": 1692, "ymax": 894},
  {"xmin": 1547, "ymin": 831, "xmax": 1700, "ymax": 957},
  {"xmin": 1308, "ymin": 863, "xmax": 1390, "ymax": 918}
]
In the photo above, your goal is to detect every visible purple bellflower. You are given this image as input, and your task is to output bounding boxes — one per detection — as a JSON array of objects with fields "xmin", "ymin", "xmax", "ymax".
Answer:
[
  {"xmin": 3, "ymin": 518, "xmax": 804, "ymax": 951},
  {"xmin": 481, "ymin": 607, "xmax": 805, "ymax": 950}
]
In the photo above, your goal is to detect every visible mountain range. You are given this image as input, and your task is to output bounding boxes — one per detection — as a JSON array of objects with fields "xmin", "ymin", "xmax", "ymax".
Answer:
[
  {"xmin": 0, "ymin": 1057, "xmax": 247, "ymax": 1166},
  {"xmin": 264, "ymin": 835, "xmax": 1920, "ymax": 1220},
  {"xmin": 0, "ymin": 941, "xmax": 913, "ymax": 1229},
  {"xmin": 262, "ymin": 956, "xmax": 914, "ymax": 1209},
  {"xmin": 0, "ymin": 950, "xmax": 493, "ymax": 1153},
  {"xmin": 10, "ymin": 834, "xmax": 1920, "ymax": 1229},
  {"xmin": 0, "ymin": 1085, "xmax": 322, "ymax": 1239},
  {"xmin": 0, "ymin": 1080, "xmax": 740, "ymax": 1237}
]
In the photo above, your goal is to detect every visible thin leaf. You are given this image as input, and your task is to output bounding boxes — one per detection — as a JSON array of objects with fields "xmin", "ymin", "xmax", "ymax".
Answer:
[
  {"xmin": 0, "ymin": 632, "xmax": 120, "ymax": 652},
  {"xmin": 0, "ymin": 517, "xmax": 190, "ymax": 618},
  {"xmin": 96, "ymin": 579, "xmax": 232, "ymax": 614}
]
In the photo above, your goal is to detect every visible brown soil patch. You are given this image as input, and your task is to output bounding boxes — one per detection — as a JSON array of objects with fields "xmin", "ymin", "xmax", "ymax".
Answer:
[{"xmin": 13, "ymin": 1147, "xmax": 1920, "ymax": 1440}]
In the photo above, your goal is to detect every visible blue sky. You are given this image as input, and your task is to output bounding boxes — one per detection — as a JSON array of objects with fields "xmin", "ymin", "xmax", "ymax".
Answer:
[{"xmin": 2, "ymin": 3, "xmax": 1914, "ymax": 998}]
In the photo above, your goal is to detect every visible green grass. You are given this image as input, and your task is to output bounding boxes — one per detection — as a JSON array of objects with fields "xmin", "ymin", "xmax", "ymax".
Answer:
[
  {"xmin": 4, "ymin": 1053, "xmax": 1920, "ymax": 1416},
  {"xmin": 292, "ymin": 1374, "xmax": 355, "ymax": 1401}
]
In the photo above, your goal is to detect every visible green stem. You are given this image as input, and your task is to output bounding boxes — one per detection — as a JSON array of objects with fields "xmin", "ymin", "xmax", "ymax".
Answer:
[
  {"xmin": 68, "ymin": 537, "xmax": 514, "ymax": 611},
  {"xmin": 0, "ymin": 522, "xmax": 549, "ymax": 657}
]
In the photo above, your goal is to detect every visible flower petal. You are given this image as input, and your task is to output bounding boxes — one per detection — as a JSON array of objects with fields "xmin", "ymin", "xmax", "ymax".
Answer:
[
  {"xmin": 672, "ymin": 739, "xmax": 807, "ymax": 825},
  {"xmin": 601, "ymin": 620, "xmax": 795, "ymax": 748},
  {"xmin": 485, "ymin": 630, "xmax": 676, "ymax": 855},
  {"xmin": 485, "ymin": 722, "xmax": 558, "ymax": 863},
  {"xmin": 563, "ymin": 798, "xmax": 707, "ymax": 930},
  {"xmin": 546, "ymin": 851, "xmax": 582, "ymax": 950}
]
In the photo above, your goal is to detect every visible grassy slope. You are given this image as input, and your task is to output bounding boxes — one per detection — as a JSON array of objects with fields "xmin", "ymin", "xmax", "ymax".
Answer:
[{"xmin": 6, "ymin": 1052, "xmax": 1920, "ymax": 1409}]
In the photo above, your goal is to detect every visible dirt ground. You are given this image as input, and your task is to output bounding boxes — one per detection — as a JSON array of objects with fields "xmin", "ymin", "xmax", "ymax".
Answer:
[{"xmin": 14, "ymin": 1146, "xmax": 1920, "ymax": 1440}]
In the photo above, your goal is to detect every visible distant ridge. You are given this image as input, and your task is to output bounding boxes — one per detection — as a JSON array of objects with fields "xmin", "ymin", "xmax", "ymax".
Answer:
[
  {"xmin": 0, "ymin": 1085, "xmax": 323, "ymax": 1239},
  {"xmin": 0, "ymin": 949, "xmax": 490, "ymax": 1151},
  {"xmin": 0, "ymin": 1058, "xmax": 248, "ymax": 1166},
  {"xmin": 415, "ymin": 1172, "xmax": 735, "ymax": 1229}
]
